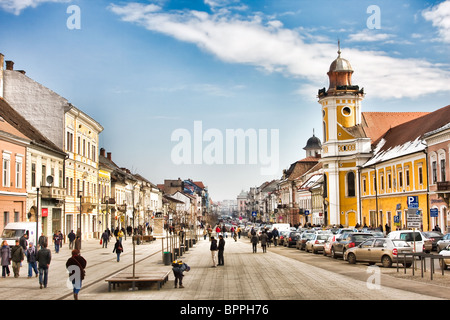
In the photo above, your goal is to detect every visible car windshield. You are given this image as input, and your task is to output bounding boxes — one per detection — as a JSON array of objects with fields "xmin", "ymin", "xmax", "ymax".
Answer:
[
  {"xmin": 1, "ymin": 229, "xmax": 25, "ymax": 239},
  {"xmin": 391, "ymin": 240, "xmax": 410, "ymax": 248},
  {"xmin": 353, "ymin": 234, "xmax": 373, "ymax": 242},
  {"xmin": 423, "ymin": 232, "xmax": 443, "ymax": 238},
  {"xmin": 399, "ymin": 232, "xmax": 422, "ymax": 242},
  {"xmin": 317, "ymin": 235, "xmax": 329, "ymax": 240}
]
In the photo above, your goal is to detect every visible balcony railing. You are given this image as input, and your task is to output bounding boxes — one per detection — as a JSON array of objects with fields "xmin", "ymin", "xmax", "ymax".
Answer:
[
  {"xmin": 40, "ymin": 186, "xmax": 66, "ymax": 200},
  {"xmin": 437, "ymin": 181, "xmax": 450, "ymax": 192}
]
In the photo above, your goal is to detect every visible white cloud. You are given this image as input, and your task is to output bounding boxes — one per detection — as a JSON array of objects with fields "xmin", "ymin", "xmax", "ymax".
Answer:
[
  {"xmin": 422, "ymin": 0, "xmax": 450, "ymax": 43},
  {"xmin": 0, "ymin": 0, "xmax": 71, "ymax": 15},
  {"xmin": 109, "ymin": 2, "xmax": 450, "ymax": 100},
  {"xmin": 348, "ymin": 29, "xmax": 394, "ymax": 42}
]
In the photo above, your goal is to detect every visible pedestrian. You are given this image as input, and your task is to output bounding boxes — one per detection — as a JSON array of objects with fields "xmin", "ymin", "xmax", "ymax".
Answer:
[
  {"xmin": 26, "ymin": 242, "xmax": 38, "ymax": 278},
  {"xmin": 11, "ymin": 239, "xmax": 24, "ymax": 277},
  {"xmin": 251, "ymin": 233, "xmax": 259, "ymax": 253},
  {"xmin": 53, "ymin": 231, "xmax": 61, "ymax": 253},
  {"xmin": 172, "ymin": 259, "xmax": 190, "ymax": 288},
  {"xmin": 38, "ymin": 232, "xmax": 48, "ymax": 250},
  {"xmin": 218, "ymin": 235, "xmax": 225, "ymax": 266},
  {"xmin": 215, "ymin": 225, "xmax": 221, "ymax": 237},
  {"xmin": 272, "ymin": 228, "xmax": 279, "ymax": 246},
  {"xmin": 113, "ymin": 239, "xmax": 123, "ymax": 262},
  {"xmin": 237, "ymin": 227, "xmax": 241, "ymax": 239},
  {"xmin": 68, "ymin": 230, "xmax": 76, "ymax": 249},
  {"xmin": 66, "ymin": 249, "xmax": 87, "ymax": 300},
  {"xmin": 260, "ymin": 231, "xmax": 268, "ymax": 253},
  {"xmin": 74, "ymin": 236, "xmax": 81, "ymax": 251},
  {"xmin": 36, "ymin": 242, "xmax": 51, "ymax": 289},
  {"xmin": 210, "ymin": 236, "xmax": 218, "ymax": 267},
  {"xmin": 203, "ymin": 228, "xmax": 207, "ymax": 240},
  {"xmin": 117, "ymin": 228, "xmax": 124, "ymax": 243},
  {"xmin": 101, "ymin": 230, "xmax": 109, "ymax": 248},
  {"xmin": 1, "ymin": 240, "xmax": 11, "ymax": 278},
  {"xmin": 19, "ymin": 233, "xmax": 28, "ymax": 251}
]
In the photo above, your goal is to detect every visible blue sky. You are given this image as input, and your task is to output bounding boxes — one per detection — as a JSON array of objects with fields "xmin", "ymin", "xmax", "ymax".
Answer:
[{"xmin": 1, "ymin": 0, "xmax": 450, "ymax": 201}]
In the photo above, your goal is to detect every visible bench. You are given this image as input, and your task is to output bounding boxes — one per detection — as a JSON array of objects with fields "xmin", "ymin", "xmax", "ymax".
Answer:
[{"xmin": 105, "ymin": 271, "xmax": 170, "ymax": 292}]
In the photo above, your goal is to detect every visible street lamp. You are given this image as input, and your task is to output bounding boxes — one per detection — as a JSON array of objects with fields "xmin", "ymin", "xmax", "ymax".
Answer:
[{"xmin": 78, "ymin": 190, "xmax": 82, "ymax": 249}]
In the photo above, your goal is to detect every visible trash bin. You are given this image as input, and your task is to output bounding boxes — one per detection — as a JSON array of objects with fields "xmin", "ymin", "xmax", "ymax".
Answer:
[
  {"xmin": 184, "ymin": 240, "xmax": 189, "ymax": 251},
  {"xmin": 163, "ymin": 252, "xmax": 172, "ymax": 265}
]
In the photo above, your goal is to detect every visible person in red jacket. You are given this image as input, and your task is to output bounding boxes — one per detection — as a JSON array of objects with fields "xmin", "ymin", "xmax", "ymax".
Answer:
[{"xmin": 66, "ymin": 249, "xmax": 87, "ymax": 300}]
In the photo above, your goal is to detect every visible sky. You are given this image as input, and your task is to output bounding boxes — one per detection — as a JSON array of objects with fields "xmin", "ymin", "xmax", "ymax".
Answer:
[{"xmin": 1, "ymin": 0, "xmax": 450, "ymax": 201}]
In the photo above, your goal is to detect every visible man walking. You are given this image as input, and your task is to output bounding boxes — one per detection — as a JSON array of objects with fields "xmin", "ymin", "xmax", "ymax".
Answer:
[
  {"xmin": 218, "ymin": 235, "xmax": 225, "ymax": 266},
  {"xmin": 26, "ymin": 242, "xmax": 38, "ymax": 278},
  {"xmin": 210, "ymin": 236, "xmax": 218, "ymax": 267},
  {"xmin": 36, "ymin": 242, "xmax": 51, "ymax": 289},
  {"xmin": 11, "ymin": 240, "xmax": 24, "ymax": 277}
]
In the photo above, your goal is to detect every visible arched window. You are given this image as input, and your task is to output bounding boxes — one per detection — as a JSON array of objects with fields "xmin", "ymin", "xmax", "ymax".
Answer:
[{"xmin": 347, "ymin": 171, "xmax": 355, "ymax": 197}]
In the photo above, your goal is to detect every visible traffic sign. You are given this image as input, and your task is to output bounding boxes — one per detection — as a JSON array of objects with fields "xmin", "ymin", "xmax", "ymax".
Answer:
[
  {"xmin": 252, "ymin": 211, "xmax": 257, "ymax": 217},
  {"xmin": 407, "ymin": 196, "xmax": 419, "ymax": 209},
  {"xmin": 430, "ymin": 208, "xmax": 439, "ymax": 218}
]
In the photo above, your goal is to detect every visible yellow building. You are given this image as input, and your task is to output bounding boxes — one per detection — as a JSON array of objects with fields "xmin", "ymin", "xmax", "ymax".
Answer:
[
  {"xmin": 318, "ymin": 47, "xmax": 450, "ymax": 231},
  {"xmin": 64, "ymin": 105, "xmax": 103, "ymax": 239}
]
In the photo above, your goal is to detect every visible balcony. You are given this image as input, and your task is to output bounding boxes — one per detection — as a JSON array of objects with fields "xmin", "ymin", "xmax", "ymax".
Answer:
[
  {"xmin": 40, "ymin": 186, "xmax": 66, "ymax": 200},
  {"xmin": 437, "ymin": 181, "xmax": 450, "ymax": 191}
]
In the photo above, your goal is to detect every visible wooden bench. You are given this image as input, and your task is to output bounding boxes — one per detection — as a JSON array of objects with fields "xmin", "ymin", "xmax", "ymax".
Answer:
[{"xmin": 105, "ymin": 271, "xmax": 170, "ymax": 292}]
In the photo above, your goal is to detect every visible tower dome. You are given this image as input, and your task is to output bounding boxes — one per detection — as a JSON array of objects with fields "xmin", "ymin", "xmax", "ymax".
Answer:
[
  {"xmin": 326, "ymin": 42, "xmax": 354, "ymax": 91},
  {"xmin": 303, "ymin": 130, "xmax": 322, "ymax": 158}
]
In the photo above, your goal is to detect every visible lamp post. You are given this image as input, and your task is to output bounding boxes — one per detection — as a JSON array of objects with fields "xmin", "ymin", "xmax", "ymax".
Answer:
[{"xmin": 78, "ymin": 190, "xmax": 82, "ymax": 249}]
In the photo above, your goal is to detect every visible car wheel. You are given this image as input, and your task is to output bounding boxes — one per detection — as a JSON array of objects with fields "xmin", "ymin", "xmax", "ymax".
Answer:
[
  {"xmin": 404, "ymin": 263, "xmax": 412, "ymax": 268},
  {"xmin": 347, "ymin": 253, "xmax": 356, "ymax": 264},
  {"xmin": 381, "ymin": 255, "xmax": 392, "ymax": 268}
]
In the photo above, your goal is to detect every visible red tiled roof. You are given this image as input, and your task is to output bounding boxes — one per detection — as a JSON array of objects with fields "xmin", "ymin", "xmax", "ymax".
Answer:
[{"xmin": 362, "ymin": 111, "xmax": 430, "ymax": 143}]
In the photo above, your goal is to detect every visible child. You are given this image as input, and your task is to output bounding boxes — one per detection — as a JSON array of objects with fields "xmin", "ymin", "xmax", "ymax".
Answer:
[{"xmin": 172, "ymin": 259, "xmax": 190, "ymax": 289}]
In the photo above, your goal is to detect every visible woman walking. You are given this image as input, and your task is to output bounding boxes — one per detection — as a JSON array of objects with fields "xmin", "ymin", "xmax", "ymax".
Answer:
[
  {"xmin": 1, "ymin": 241, "xmax": 11, "ymax": 278},
  {"xmin": 113, "ymin": 239, "xmax": 123, "ymax": 262}
]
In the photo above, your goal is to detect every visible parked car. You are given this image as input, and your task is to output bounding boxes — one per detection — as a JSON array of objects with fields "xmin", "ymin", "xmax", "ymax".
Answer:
[
  {"xmin": 278, "ymin": 230, "xmax": 290, "ymax": 246},
  {"xmin": 331, "ymin": 232, "xmax": 374, "ymax": 259},
  {"xmin": 323, "ymin": 235, "xmax": 337, "ymax": 256},
  {"xmin": 439, "ymin": 244, "xmax": 450, "ymax": 270},
  {"xmin": 344, "ymin": 238, "xmax": 413, "ymax": 268},
  {"xmin": 422, "ymin": 231, "xmax": 444, "ymax": 251},
  {"xmin": 387, "ymin": 230, "xmax": 432, "ymax": 253},
  {"xmin": 305, "ymin": 233, "xmax": 330, "ymax": 254},
  {"xmin": 284, "ymin": 232, "xmax": 301, "ymax": 248},
  {"xmin": 296, "ymin": 232, "xmax": 315, "ymax": 250},
  {"xmin": 437, "ymin": 233, "xmax": 450, "ymax": 252}
]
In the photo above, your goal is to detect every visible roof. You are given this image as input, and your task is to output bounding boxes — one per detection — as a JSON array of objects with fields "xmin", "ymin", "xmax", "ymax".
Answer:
[
  {"xmin": 364, "ymin": 105, "xmax": 450, "ymax": 166},
  {"xmin": 361, "ymin": 111, "xmax": 429, "ymax": 143}
]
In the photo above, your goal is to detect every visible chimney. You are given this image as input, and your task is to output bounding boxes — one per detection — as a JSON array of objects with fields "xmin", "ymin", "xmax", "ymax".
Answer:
[
  {"xmin": 107, "ymin": 152, "xmax": 112, "ymax": 161},
  {"xmin": 100, "ymin": 148, "xmax": 106, "ymax": 157},
  {"xmin": 6, "ymin": 60, "xmax": 14, "ymax": 71}
]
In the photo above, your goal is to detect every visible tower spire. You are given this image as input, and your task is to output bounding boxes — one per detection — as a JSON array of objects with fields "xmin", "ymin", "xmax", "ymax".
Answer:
[{"xmin": 337, "ymin": 39, "xmax": 341, "ymax": 57}]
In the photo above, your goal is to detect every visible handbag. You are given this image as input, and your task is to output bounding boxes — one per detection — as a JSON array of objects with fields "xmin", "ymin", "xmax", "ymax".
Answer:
[{"xmin": 100, "ymin": 239, "xmax": 102, "ymax": 245}]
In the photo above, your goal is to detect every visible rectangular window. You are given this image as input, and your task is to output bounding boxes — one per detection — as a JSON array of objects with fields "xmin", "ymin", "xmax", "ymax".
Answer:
[
  {"xmin": 398, "ymin": 171, "xmax": 403, "ymax": 188},
  {"xmin": 432, "ymin": 161, "xmax": 437, "ymax": 184},
  {"xmin": 441, "ymin": 159, "xmax": 446, "ymax": 182},
  {"xmin": 387, "ymin": 173, "xmax": 392, "ymax": 189},
  {"xmin": 31, "ymin": 163, "xmax": 36, "ymax": 187},
  {"xmin": 15, "ymin": 161, "xmax": 22, "ymax": 188},
  {"xmin": 42, "ymin": 165, "xmax": 46, "ymax": 186},
  {"xmin": 3, "ymin": 158, "xmax": 10, "ymax": 187},
  {"xmin": 405, "ymin": 169, "xmax": 410, "ymax": 187},
  {"xmin": 418, "ymin": 167, "xmax": 423, "ymax": 185}
]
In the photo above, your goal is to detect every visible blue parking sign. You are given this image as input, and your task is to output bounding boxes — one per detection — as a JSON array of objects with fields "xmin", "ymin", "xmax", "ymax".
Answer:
[{"xmin": 407, "ymin": 196, "xmax": 418, "ymax": 209}]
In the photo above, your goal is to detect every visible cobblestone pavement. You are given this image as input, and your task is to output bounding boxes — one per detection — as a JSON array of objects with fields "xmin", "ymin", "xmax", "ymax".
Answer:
[{"xmin": 0, "ymin": 234, "xmax": 448, "ymax": 302}]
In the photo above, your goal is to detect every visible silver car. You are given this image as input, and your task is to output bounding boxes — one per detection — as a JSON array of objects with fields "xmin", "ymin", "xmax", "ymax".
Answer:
[
  {"xmin": 437, "ymin": 233, "xmax": 450, "ymax": 252},
  {"xmin": 305, "ymin": 233, "xmax": 330, "ymax": 254},
  {"xmin": 344, "ymin": 238, "xmax": 413, "ymax": 268}
]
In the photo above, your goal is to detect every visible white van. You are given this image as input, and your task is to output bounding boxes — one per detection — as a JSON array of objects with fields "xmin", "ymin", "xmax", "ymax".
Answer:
[
  {"xmin": 387, "ymin": 230, "xmax": 432, "ymax": 253},
  {"xmin": 271, "ymin": 223, "xmax": 291, "ymax": 232},
  {"xmin": 1, "ymin": 222, "xmax": 42, "ymax": 246}
]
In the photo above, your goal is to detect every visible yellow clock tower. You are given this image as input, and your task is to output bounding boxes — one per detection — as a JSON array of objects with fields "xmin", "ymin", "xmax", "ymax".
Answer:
[{"xmin": 318, "ymin": 46, "xmax": 372, "ymax": 227}]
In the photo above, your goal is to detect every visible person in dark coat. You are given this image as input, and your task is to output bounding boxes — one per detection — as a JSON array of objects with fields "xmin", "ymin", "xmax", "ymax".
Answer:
[
  {"xmin": 36, "ymin": 242, "xmax": 51, "ymax": 289},
  {"xmin": 210, "ymin": 236, "xmax": 218, "ymax": 267},
  {"xmin": 68, "ymin": 230, "xmax": 76, "ymax": 249},
  {"xmin": 172, "ymin": 259, "xmax": 190, "ymax": 288},
  {"xmin": 66, "ymin": 249, "xmax": 87, "ymax": 300},
  {"xmin": 26, "ymin": 242, "xmax": 38, "ymax": 278},
  {"xmin": 251, "ymin": 234, "xmax": 259, "ymax": 253},
  {"xmin": 218, "ymin": 235, "xmax": 225, "ymax": 266},
  {"xmin": 260, "ymin": 231, "xmax": 268, "ymax": 253},
  {"xmin": 1, "ymin": 240, "xmax": 11, "ymax": 278},
  {"xmin": 11, "ymin": 240, "xmax": 24, "ymax": 277},
  {"xmin": 113, "ymin": 239, "xmax": 123, "ymax": 262}
]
